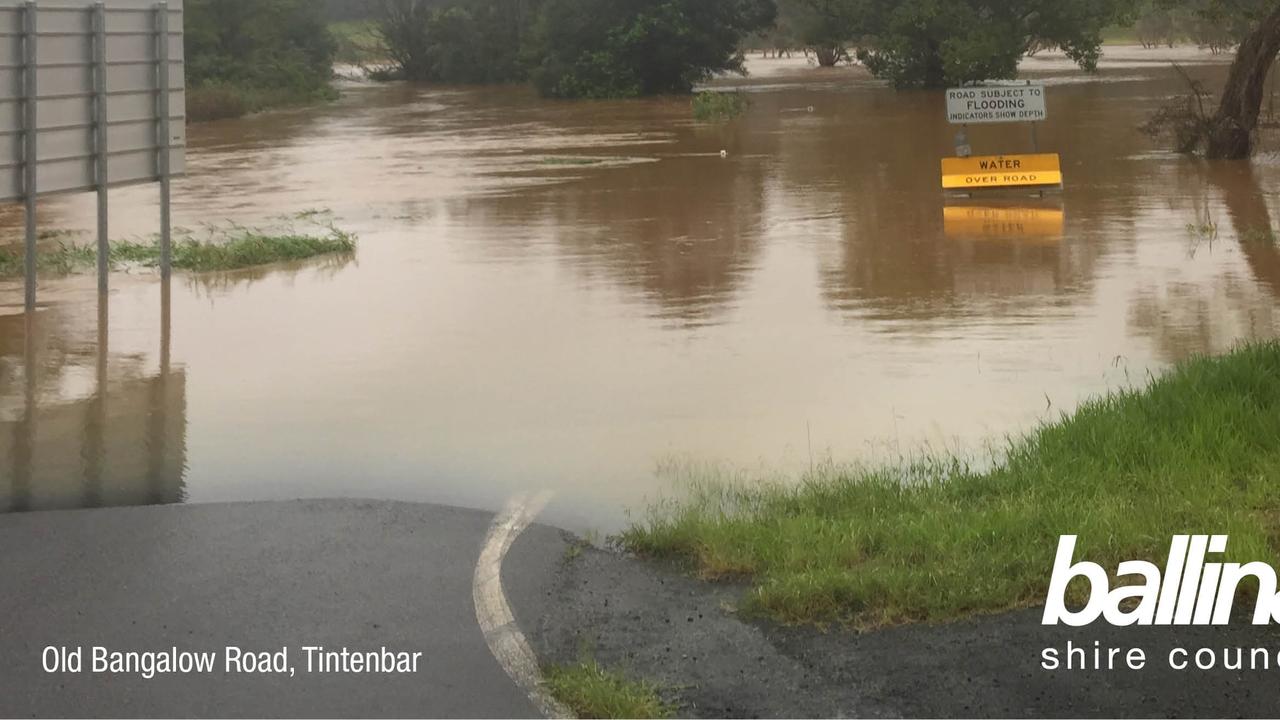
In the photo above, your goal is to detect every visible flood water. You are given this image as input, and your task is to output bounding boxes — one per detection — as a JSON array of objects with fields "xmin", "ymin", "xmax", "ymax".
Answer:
[{"xmin": 2, "ymin": 49, "xmax": 1278, "ymax": 530}]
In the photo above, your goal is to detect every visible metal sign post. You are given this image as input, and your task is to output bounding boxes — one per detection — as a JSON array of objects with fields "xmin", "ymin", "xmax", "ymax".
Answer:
[
  {"xmin": 156, "ymin": 0, "xmax": 171, "ymax": 281},
  {"xmin": 93, "ymin": 1, "xmax": 109, "ymax": 295},
  {"xmin": 21, "ymin": 0, "xmax": 36, "ymax": 313}
]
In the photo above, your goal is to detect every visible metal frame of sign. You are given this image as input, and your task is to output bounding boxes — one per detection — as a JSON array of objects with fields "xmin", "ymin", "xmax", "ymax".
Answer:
[{"xmin": 0, "ymin": 0, "xmax": 185, "ymax": 310}]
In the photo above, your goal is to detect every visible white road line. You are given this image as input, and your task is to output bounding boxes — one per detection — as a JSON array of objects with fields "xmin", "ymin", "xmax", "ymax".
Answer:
[{"xmin": 474, "ymin": 491, "xmax": 575, "ymax": 720}]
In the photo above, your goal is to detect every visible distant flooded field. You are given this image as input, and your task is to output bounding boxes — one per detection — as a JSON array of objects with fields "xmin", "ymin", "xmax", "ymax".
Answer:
[{"xmin": 1, "ymin": 48, "xmax": 1276, "ymax": 530}]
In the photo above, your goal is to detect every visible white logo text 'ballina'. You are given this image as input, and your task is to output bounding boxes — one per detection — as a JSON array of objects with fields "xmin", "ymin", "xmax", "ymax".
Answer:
[{"xmin": 1043, "ymin": 535, "xmax": 1280, "ymax": 627}]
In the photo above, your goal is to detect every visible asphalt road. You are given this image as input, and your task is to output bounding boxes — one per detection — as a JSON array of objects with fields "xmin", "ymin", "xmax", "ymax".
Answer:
[
  {"xmin": 15, "ymin": 498, "xmax": 1280, "ymax": 719},
  {"xmin": 0, "ymin": 500, "xmax": 564, "ymax": 719},
  {"xmin": 512, "ymin": 538, "xmax": 1280, "ymax": 719}
]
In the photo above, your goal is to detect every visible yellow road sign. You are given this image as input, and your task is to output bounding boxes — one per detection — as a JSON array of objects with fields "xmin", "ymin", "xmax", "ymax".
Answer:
[{"xmin": 941, "ymin": 153, "xmax": 1062, "ymax": 190}]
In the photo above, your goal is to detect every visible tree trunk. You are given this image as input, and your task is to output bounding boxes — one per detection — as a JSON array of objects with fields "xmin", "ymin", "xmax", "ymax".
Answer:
[
  {"xmin": 923, "ymin": 39, "xmax": 946, "ymax": 88},
  {"xmin": 814, "ymin": 47, "xmax": 841, "ymax": 67},
  {"xmin": 1206, "ymin": 2, "xmax": 1280, "ymax": 159}
]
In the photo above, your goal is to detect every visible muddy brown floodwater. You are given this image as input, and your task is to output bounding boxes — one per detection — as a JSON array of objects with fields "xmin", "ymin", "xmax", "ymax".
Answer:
[{"xmin": 1, "ymin": 50, "xmax": 1278, "ymax": 530}]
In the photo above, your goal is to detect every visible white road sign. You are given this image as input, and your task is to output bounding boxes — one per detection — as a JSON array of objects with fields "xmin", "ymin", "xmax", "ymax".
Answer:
[
  {"xmin": 1, "ymin": 0, "xmax": 186, "ymax": 309},
  {"xmin": 947, "ymin": 83, "xmax": 1046, "ymax": 125},
  {"xmin": 0, "ymin": 0, "xmax": 186, "ymax": 202}
]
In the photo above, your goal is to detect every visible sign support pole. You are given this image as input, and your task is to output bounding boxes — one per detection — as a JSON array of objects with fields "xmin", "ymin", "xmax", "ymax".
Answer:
[
  {"xmin": 14, "ymin": 312, "xmax": 36, "ymax": 512},
  {"xmin": 155, "ymin": 1, "xmax": 171, "ymax": 281},
  {"xmin": 155, "ymin": 1, "xmax": 172, "ymax": 467},
  {"xmin": 93, "ymin": 1, "xmax": 109, "ymax": 295},
  {"xmin": 22, "ymin": 0, "xmax": 38, "ymax": 314}
]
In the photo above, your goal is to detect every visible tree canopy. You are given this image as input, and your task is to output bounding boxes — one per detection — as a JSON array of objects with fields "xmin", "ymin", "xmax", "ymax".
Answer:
[
  {"xmin": 837, "ymin": 0, "xmax": 1129, "ymax": 88},
  {"xmin": 771, "ymin": 0, "xmax": 861, "ymax": 66},
  {"xmin": 528, "ymin": 0, "xmax": 775, "ymax": 97},
  {"xmin": 185, "ymin": 0, "xmax": 337, "ymax": 119},
  {"xmin": 187, "ymin": 0, "xmax": 335, "ymax": 93},
  {"xmin": 372, "ymin": 0, "xmax": 535, "ymax": 84},
  {"xmin": 372, "ymin": 0, "xmax": 775, "ymax": 97}
]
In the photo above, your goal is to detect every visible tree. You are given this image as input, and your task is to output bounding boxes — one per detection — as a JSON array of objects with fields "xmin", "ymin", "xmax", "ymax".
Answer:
[
  {"xmin": 1142, "ymin": 0, "xmax": 1280, "ymax": 158},
  {"xmin": 374, "ymin": 0, "xmax": 439, "ymax": 81},
  {"xmin": 185, "ymin": 0, "xmax": 336, "ymax": 119},
  {"xmin": 373, "ymin": 0, "xmax": 540, "ymax": 83},
  {"xmin": 840, "ymin": 0, "xmax": 1129, "ymax": 88},
  {"xmin": 781, "ymin": 0, "xmax": 860, "ymax": 66},
  {"xmin": 187, "ymin": 0, "xmax": 335, "ymax": 92},
  {"xmin": 528, "ymin": 0, "xmax": 777, "ymax": 98},
  {"xmin": 1204, "ymin": 1, "xmax": 1280, "ymax": 158},
  {"xmin": 1134, "ymin": 4, "xmax": 1179, "ymax": 47}
]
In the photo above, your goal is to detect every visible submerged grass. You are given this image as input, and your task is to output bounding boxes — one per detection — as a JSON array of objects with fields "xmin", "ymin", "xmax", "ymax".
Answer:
[
  {"xmin": 692, "ymin": 91, "xmax": 750, "ymax": 122},
  {"xmin": 621, "ymin": 342, "xmax": 1280, "ymax": 628},
  {"xmin": 544, "ymin": 660, "xmax": 672, "ymax": 719},
  {"xmin": 0, "ymin": 214, "xmax": 356, "ymax": 278}
]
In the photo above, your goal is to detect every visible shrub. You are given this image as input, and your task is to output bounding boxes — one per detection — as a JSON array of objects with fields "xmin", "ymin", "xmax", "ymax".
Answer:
[{"xmin": 692, "ymin": 90, "xmax": 750, "ymax": 121}]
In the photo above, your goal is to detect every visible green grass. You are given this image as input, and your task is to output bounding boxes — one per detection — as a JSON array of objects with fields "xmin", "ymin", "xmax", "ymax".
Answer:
[
  {"xmin": 1240, "ymin": 226, "xmax": 1279, "ymax": 245},
  {"xmin": 544, "ymin": 660, "xmax": 672, "ymax": 719},
  {"xmin": 692, "ymin": 91, "xmax": 750, "ymax": 122},
  {"xmin": 331, "ymin": 20, "xmax": 385, "ymax": 66},
  {"xmin": 0, "ymin": 238, "xmax": 95, "ymax": 277},
  {"xmin": 621, "ymin": 342, "xmax": 1280, "ymax": 628},
  {"xmin": 187, "ymin": 83, "xmax": 340, "ymax": 122},
  {"xmin": 0, "ymin": 215, "xmax": 356, "ymax": 277}
]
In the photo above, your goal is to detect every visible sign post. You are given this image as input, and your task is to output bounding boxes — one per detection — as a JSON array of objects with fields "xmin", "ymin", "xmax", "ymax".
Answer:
[
  {"xmin": 21, "ymin": 0, "xmax": 36, "ymax": 312},
  {"xmin": 156, "ymin": 0, "xmax": 172, "ymax": 281},
  {"xmin": 93, "ymin": 0, "xmax": 109, "ymax": 295}
]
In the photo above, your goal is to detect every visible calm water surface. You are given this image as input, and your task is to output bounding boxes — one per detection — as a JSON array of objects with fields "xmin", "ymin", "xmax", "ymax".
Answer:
[{"xmin": 2, "ymin": 49, "xmax": 1278, "ymax": 530}]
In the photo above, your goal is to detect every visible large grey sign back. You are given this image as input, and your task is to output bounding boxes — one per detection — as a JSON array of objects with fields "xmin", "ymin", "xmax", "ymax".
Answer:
[{"xmin": 0, "ymin": 0, "xmax": 185, "ymax": 202}]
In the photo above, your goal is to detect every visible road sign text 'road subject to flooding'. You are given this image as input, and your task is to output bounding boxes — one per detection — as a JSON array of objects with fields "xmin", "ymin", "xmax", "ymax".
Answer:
[
  {"xmin": 947, "ymin": 83, "xmax": 1047, "ymax": 124},
  {"xmin": 941, "ymin": 153, "xmax": 1063, "ymax": 190}
]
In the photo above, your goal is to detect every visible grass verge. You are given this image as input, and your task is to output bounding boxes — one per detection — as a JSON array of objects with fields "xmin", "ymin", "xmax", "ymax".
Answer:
[
  {"xmin": 0, "ymin": 214, "xmax": 356, "ymax": 277},
  {"xmin": 621, "ymin": 342, "xmax": 1280, "ymax": 628},
  {"xmin": 545, "ymin": 660, "xmax": 672, "ymax": 719}
]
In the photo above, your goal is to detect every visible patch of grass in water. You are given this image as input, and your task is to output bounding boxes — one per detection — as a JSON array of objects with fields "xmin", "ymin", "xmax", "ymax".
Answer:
[
  {"xmin": 621, "ymin": 342, "xmax": 1280, "ymax": 628},
  {"xmin": 1240, "ymin": 226, "xmax": 1278, "ymax": 245},
  {"xmin": 692, "ymin": 91, "xmax": 750, "ymax": 122},
  {"xmin": 0, "ymin": 213, "xmax": 356, "ymax": 278},
  {"xmin": 0, "ymin": 240, "xmax": 95, "ymax": 277},
  {"xmin": 545, "ymin": 660, "xmax": 672, "ymax": 719}
]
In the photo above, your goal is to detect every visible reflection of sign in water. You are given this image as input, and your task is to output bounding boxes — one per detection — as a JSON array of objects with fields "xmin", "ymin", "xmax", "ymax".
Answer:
[
  {"xmin": 942, "ymin": 154, "xmax": 1062, "ymax": 190},
  {"xmin": 0, "ymin": 370, "xmax": 187, "ymax": 513},
  {"xmin": 943, "ymin": 205, "xmax": 1065, "ymax": 241},
  {"xmin": 947, "ymin": 83, "xmax": 1047, "ymax": 124}
]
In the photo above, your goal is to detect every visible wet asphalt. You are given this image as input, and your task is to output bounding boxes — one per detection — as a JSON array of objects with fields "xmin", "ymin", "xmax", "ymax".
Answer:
[
  {"xmin": 0, "ymin": 500, "xmax": 558, "ymax": 719},
  {"xmin": 9, "ymin": 500, "xmax": 1280, "ymax": 718},
  {"xmin": 510, "ymin": 537, "xmax": 1280, "ymax": 719}
]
